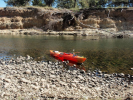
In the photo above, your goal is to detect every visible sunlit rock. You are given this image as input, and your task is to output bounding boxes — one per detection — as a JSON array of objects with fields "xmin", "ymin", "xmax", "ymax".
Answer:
[{"xmin": 25, "ymin": 69, "xmax": 31, "ymax": 74}]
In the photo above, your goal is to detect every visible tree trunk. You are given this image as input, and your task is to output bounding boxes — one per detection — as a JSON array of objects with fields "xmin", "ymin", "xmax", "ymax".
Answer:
[{"xmin": 74, "ymin": 0, "xmax": 77, "ymax": 8}]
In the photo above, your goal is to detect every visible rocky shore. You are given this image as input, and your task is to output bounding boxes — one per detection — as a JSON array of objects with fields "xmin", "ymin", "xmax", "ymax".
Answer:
[
  {"xmin": 0, "ymin": 56, "xmax": 133, "ymax": 99},
  {"xmin": 0, "ymin": 29, "xmax": 133, "ymax": 38}
]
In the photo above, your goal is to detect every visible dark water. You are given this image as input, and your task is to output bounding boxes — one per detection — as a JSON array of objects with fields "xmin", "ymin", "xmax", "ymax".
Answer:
[{"xmin": 0, "ymin": 35, "xmax": 133, "ymax": 75}]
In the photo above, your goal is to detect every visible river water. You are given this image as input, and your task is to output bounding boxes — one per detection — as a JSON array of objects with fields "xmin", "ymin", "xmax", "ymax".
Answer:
[{"xmin": 0, "ymin": 35, "xmax": 133, "ymax": 75}]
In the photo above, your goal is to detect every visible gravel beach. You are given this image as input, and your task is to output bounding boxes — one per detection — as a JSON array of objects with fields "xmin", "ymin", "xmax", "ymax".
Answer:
[{"xmin": 0, "ymin": 55, "xmax": 133, "ymax": 100}]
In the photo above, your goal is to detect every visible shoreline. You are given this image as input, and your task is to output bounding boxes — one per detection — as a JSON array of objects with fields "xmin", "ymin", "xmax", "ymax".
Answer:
[
  {"xmin": 0, "ymin": 56, "xmax": 132, "ymax": 99},
  {"xmin": 0, "ymin": 29, "xmax": 133, "ymax": 38}
]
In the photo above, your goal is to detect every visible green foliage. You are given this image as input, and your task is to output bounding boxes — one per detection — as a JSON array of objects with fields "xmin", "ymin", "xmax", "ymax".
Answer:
[
  {"xmin": 56, "ymin": 0, "xmax": 76, "ymax": 9},
  {"xmin": 3, "ymin": 0, "xmax": 133, "ymax": 8},
  {"xmin": 4, "ymin": 0, "xmax": 55, "ymax": 7},
  {"xmin": 56, "ymin": 0, "xmax": 118, "ymax": 9},
  {"xmin": 32, "ymin": 0, "xmax": 45, "ymax": 6},
  {"xmin": 108, "ymin": 0, "xmax": 130, "ymax": 7},
  {"xmin": 4, "ymin": 0, "xmax": 31, "ymax": 6},
  {"xmin": 43, "ymin": 0, "xmax": 54, "ymax": 6},
  {"xmin": 78, "ymin": 0, "xmax": 90, "ymax": 8},
  {"xmin": 32, "ymin": 0, "xmax": 55, "ymax": 7},
  {"xmin": 98, "ymin": 0, "xmax": 108, "ymax": 7}
]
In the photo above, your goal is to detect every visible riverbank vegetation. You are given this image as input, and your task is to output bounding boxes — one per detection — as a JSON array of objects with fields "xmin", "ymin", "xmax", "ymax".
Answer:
[{"xmin": 3, "ymin": 0, "xmax": 133, "ymax": 9}]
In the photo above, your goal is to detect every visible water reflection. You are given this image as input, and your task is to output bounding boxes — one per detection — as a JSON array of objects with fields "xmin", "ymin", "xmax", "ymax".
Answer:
[{"xmin": 0, "ymin": 35, "xmax": 133, "ymax": 75}]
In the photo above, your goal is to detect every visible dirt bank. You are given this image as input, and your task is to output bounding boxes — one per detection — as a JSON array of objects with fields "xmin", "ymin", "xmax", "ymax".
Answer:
[{"xmin": 0, "ymin": 7, "xmax": 133, "ymax": 36}]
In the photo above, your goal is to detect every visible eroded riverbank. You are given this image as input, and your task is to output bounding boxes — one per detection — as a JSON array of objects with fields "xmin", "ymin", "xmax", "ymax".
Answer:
[
  {"xmin": 0, "ymin": 56, "xmax": 133, "ymax": 99},
  {"xmin": 0, "ymin": 29, "xmax": 133, "ymax": 38}
]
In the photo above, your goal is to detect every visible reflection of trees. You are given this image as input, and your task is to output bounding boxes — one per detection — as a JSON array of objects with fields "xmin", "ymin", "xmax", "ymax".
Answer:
[
  {"xmin": 6, "ymin": 36, "xmax": 46, "ymax": 60},
  {"xmin": 83, "ymin": 49, "xmax": 133, "ymax": 75},
  {"xmin": 7, "ymin": 48, "xmax": 52, "ymax": 61},
  {"xmin": 24, "ymin": 49, "xmax": 42, "ymax": 58}
]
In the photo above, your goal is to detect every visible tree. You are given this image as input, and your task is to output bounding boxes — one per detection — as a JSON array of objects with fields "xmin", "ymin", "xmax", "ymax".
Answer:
[
  {"xmin": 108, "ymin": 0, "xmax": 129, "ymax": 7},
  {"xmin": 44, "ymin": 0, "xmax": 54, "ymax": 6},
  {"xmin": 98, "ymin": 0, "xmax": 108, "ymax": 7},
  {"xmin": 56, "ymin": 0, "xmax": 73, "ymax": 8},
  {"xmin": 32, "ymin": 0, "xmax": 44, "ymax": 6},
  {"xmin": 89, "ymin": 0, "xmax": 98, "ymax": 7},
  {"xmin": 78, "ymin": 0, "xmax": 90, "ymax": 8},
  {"xmin": 56, "ymin": 0, "xmax": 70, "ymax": 8},
  {"xmin": 78, "ymin": 0, "xmax": 107, "ymax": 8},
  {"xmin": 4, "ymin": 0, "xmax": 31, "ymax": 6},
  {"xmin": 129, "ymin": 0, "xmax": 133, "ymax": 7},
  {"xmin": 73, "ymin": 0, "xmax": 78, "ymax": 8}
]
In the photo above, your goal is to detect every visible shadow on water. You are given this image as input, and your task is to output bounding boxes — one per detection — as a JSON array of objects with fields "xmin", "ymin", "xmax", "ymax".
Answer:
[
  {"xmin": 83, "ymin": 49, "xmax": 133, "ymax": 75},
  {"xmin": 0, "ymin": 35, "xmax": 133, "ymax": 75}
]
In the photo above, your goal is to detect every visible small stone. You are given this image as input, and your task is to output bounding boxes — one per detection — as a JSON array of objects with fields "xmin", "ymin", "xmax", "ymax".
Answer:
[
  {"xmin": 33, "ymin": 82, "xmax": 38, "ymax": 86},
  {"xmin": 27, "ymin": 55, "xmax": 31, "ymax": 60},
  {"xmin": 4, "ymin": 92, "xmax": 10, "ymax": 96},
  {"xmin": 12, "ymin": 88, "xmax": 18, "ymax": 92},
  {"xmin": 78, "ymin": 75, "xmax": 84, "ymax": 80},
  {"xmin": 45, "ymin": 84, "xmax": 49, "ymax": 89},
  {"xmin": 72, "ymin": 83, "xmax": 77, "ymax": 87},
  {"xmin": 50, "ymin": 75, "xmax": 56, "ymax": 79},
  {"xmin": 21, "ymin": 78, "xmax": 31, "ymax": 83},
  {"xmin": 1, "ymin": 92, "xmax": 5, "ymax": 97},
  {"xmin": 4, "ymin": 83, "xmax": 10, "ymax": 88},
  {"xmin": 4, "ymin": 79, "xmax": 11, "ymax": 83},
  {"xmin": 131, "ymin": 68, "xmax": 133, "ymax": 70},
  {"xmin": 25, "ymin": 69, "xmax": 31, "ymax": 74},
  {"xmin": 31, "ymin": 84, "xmax": 40, "ymax": 90},
  {"xmin": 41, "ymin": 78, "xmax": 46, "ymax": 82},
  {"xmin": 80, "ymin": 70, "xmax": 85, "ymax": 74},
  {"xmin": 120, "ymin": 73, "xmax": 124, "ymax": 77},
  {"xmin": 0, "ymin": 74, "xmax": 6, "ymax": 80},
  {"xmin": 103, "ymin": 74, "xmax": 107, "ymax": 77}
]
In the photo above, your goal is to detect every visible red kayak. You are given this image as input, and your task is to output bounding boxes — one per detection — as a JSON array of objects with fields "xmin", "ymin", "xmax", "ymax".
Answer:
[{"xmin": 50, "ymin": 50, "xmax": 86, "ymax": 65}]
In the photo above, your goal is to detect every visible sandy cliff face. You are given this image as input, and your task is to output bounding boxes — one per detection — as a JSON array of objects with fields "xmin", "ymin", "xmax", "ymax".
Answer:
[
  {"xmin": 0, "ymin": 7, "xmax": 67, "ymax": 31},
  {"xmin": 78, "ymin": 8, "xmax": 133, "ymax": 31},
  {"xmin": 0, "ymin": 7, "xmax": 133, "ymax": 32}
]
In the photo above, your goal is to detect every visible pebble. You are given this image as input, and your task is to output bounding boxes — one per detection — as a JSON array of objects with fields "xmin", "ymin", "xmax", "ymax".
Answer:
[
  {"xmin": 21, "ymin": 78, "xmax": 31, "ymax": 83},
  {"xmin": 25, "ymin": 69, "xmax": 31, "ymax": 74},
  {"xmin": 4, "ymin": 79, "xmax": 11, "ymax": 83},
  {"xmin": 119, "ymin": 73, "xmax": 125, "ymax": 77},
  {"xmin": 31, "ymin": 84, "xmax": 39, "ymax": 90},
  {"xmin": 0, "ymin": 56, "xmax": 132, "ymax": 100},
  {"xmin": 0, "ymin": 74, "xmax": 6, "ymax": 80},
  {"xmin": 4, "ymin": 83, "xmax": 10, "ymax": 88}
]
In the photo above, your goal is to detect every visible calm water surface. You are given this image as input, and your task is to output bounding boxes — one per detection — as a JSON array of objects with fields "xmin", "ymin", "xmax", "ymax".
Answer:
[{"xmin": 0, "ymin": 35, "xmax": 133, "ymax": 75}]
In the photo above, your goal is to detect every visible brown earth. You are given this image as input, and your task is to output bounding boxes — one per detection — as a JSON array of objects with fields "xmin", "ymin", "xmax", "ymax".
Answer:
[{"xmin": 0, "ymin": 7, "xmax": 133, "ymax": 33}]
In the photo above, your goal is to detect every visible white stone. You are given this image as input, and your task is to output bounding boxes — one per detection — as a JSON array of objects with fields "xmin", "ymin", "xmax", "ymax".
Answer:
[
  {"xmin": 4, "ymin": 83, "xmax": 10, "ymax": 88},
  {"xmin": 0, "ymin": 74, "xmax": 6, "ymax": 80},
  {"xmin": 33, "ymin": 82, "xmax": 38, "ymax": 86},
  {"xmin": 21, "ymin": 78, "xmax": 31, "ymax": 83},
  {"xmin": 50, "ymin": 75, "xmax": 56, "ymax": 79},
  {"xmin": 45, "ymin": 84, "xmax": 49, "ymax": 89},
  {"xmin": 78, "ymin": 75, "xmax": 84, "ymax": 80},
  {"xmin": 31, "ymin": 84, "xmax": 40, "ymax": 90},
  {"xmin": 25, "ymin": 69, "xmax": 31, "ymax": 74},
  {"xmin": 1, "ymin": 92, "xmax": 5, "ymax": 97},
  {"xmin": 27, "ymin": 55, "xmax": 31, "ymax": 60},
  {"xmin": 41, "ymin": 78, "xmax": 46, "ymax": 82},
  {"xmin": 4, "ymin": 79, "xmax": 11, "ymax": 83},
  {"xmin": 72, "ymin": 83, "xmax": 77, "ymax": 87}
]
